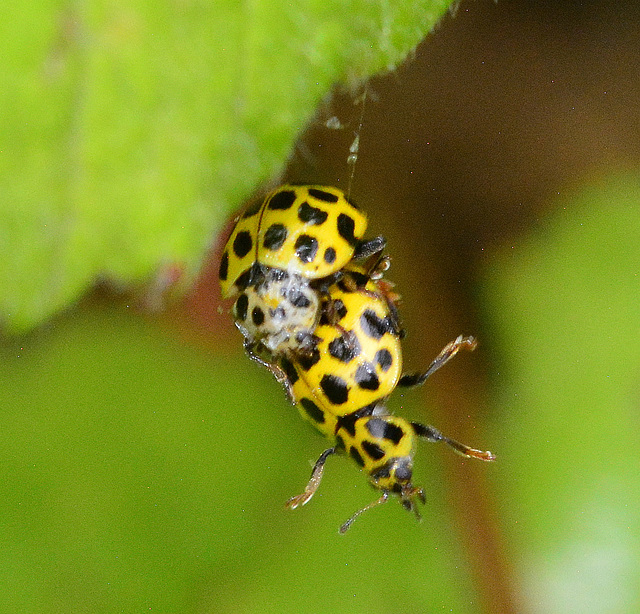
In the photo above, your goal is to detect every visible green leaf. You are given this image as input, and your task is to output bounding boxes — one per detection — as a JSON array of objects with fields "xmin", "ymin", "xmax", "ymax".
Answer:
[
  {"xmin": 0, "ymin": 0, "xmax": 454, "ymax": 332},
  {"xmin": 0, "ymin": 303, "xmax": 481, "ymax": 613},
  {"xmin": 482, "ymin": 172, "xmax": 640, "ymax": 613}
]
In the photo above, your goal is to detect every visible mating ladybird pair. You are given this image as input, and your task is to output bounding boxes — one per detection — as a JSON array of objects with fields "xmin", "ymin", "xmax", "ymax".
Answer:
[{"xmin": 219, "ymin": 185, "xmax": 495, "ymax": 532}]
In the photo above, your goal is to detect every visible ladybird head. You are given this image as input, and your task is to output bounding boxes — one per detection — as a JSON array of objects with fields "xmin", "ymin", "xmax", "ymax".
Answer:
[
  {"xmin": 366, "ymin": 442, "xmax": 426, "ymax": 514},
  {"xmin": 369, "ymin": 456, "xmax": 426, "ymax": 516},
  {"xmin": 337, "ymin": 415, "xmax": 426, "ymax": 533}
]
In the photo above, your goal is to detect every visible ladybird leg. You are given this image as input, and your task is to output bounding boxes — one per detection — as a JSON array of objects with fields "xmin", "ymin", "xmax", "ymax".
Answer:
[
  {"xmin": 328, "ymin": 259, "xmax": 406, "ymax": 339},
  {"xmin": 336, "ymin": 258, "xmax": 388, "ymax": 296},
  {"xmin": 312, "ymin": 246, "xmax": 388, "ymax": 297},
  {"xmin": 398, "ymin": 335, "xmax": 478, "ymax": 388},
  {"xmin": 242, "ymin": 339, "xmax": 296, "ymax": 403},
  {"xmin": 399, "ymin": 487, "xmax": 426, "ymax": 521},
  {"xmin": 367, "ymin": 254, "xmax": 391, "ymax": 280},
  {"xmin": 354, "ymin": 251, "xmax": 391, "ymax": 280},
  {"xmin": 411, "ymin": 422, "xmax": 496, "ymax": 462},
  {"xmin": 285, "ymin": 447, "xmax": 336, "ymax": 510},
  {"xmin": 376, "ymin": 279, "xmax": 404, "ymax": 337},
  {"xmin": 319, "ymin": 294, "xmax": 342, "ymax": 325},
  {"xmin": 355, "ymin": 277, "xmax": 405, "ymax": 338},
  {"xmin": 329, "ymin": 322, "xmax": 360, "ymax": 353},
  {"xmin": 353, "ymin": 235, "xmax": 386, "ymax": 260},
  {"xmin": 339, "ymin": 491, "xmax": 390, "ymax": 534}
]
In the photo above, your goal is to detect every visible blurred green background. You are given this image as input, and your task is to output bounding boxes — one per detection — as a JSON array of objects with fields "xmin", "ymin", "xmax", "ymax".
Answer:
[{"xmin": 2, "ymin": 1, "xmax": 640, "ymax": 613}]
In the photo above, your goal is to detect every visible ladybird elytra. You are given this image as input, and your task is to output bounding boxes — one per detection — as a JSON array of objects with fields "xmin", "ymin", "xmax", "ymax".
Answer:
[{"xmin": 219, "ymin": 185, "xmax": 368, "ymax": 299}]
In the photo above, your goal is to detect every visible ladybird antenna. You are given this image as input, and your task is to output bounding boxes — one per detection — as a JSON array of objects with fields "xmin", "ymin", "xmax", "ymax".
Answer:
[
  {"xmin": 346, "ymin": 82, "xmax": 369, "ymax": 201},
  {"xmin": 339, "ymin": 490, "xmax": 389, "ymax": 534}
]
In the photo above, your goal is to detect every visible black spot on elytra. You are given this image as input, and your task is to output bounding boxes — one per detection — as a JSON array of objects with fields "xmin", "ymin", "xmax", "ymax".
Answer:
[
  {"xmin": 328, "ymin": 333, "xmax": 361, "ymax": 363},
  {"xmin": 300, "ymin": 397, "xmax": 325, "ymax": 424},
  {"xmin": 297, "ymin": 347, "xmax": 321, "ymax": 371},
  {"xmin": 308, "ymin": 188, "xmax": 339, "ymax": 203},
  {"xmin": 234, "ymin": 293, "xmax": 249, "ymax": 321},
  {"xmin": 375, "ymin": 348, "xmax": 393, "ymax": 372},
  {"xmin": 349, "ymin": 271, "xmax": 369, "ymax": 288},
  {"xmin": 295, "ymin": 331, "xmax": 312, "ymax": 344},
  {"xmin": 236, "ymin": 269, "xmax": 251, "ymax": 290},
  {"xmin": 251, "ymin": 307, "xmax": 265, "ymax": 326},
  {"xmin": 349, "ymin": 447, "xmax": 365, "ymax": 467},
  {"xmin": 337, "ymin": 213, "xmax": 357, "ymax": 245},
  {"xmin": 288, "ymin": 289, "xmax": 311, "ymax": 308},
  {"xmin": 338, "ymin": 413, "xmax": 358, "ymax": 437},
  {"xmin": 234, "ymin": 262, "xmax": 263, "ymax": 291},
  {"xmin": 362, "ymin": 440, "xmax": 386, "ymax": 461},
  {"xmin": 268, "ymin": 190, "xmax": 297, "ymax": 210},
  {"xmin": 355, "ymin": 363, "xmax": 380, "ymax": 391},
  {"xmin": 321, "ymin": 298, "xmax": 347, "ymax": 325},
  {"xmin": 280, "ymin": 357, "xmax": 299, "ymax": 385},
  {"xmin": 323, "ymin": 247, "xmax": 336, "ymax": 264},
  {"xmin": 235, "ymin": 269, "xmax": 252, "ymax": 291},
  {"xmin": 242, "ymin": 199, "xmax": 263, "ymax": 218},
  {"xmin": 320, "ymin": 374, "xmax": 349, "ymax": 405},
  {"xmin": 233, "ymin": 231, "xmax": 253, "ymax": 258},
  {"xmin": 263, "ymin": 224, "xmax": 288, "ymax": 251},
  {"xmin": 219, "ymin": 251, "xmax": 229, "ymax": 281},
  {"xmin": 360, "ymin": 310, "xmax": 390, "ymax": 340},
  {"xmin": 295, "ymin": 235, "xmax": 318, "ymax": 264},
  {"xmin": 298, "ymin": 201, "xmax": 328, "ymax": 225},
  {"xmin": 334, "ymin": 299, "xmax": 347, "ymax": 320},
  {"xmin": 371, "ymin": 465, "xmax": 391, "ymax": 479},
  {"xmin": 366, "ymin": 418, "xmax": 404, "ymax": 445}
]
